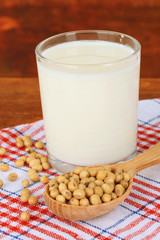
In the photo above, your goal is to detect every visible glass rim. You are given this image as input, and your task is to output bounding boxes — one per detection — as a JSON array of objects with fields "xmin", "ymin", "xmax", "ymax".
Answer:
[{"xmin": 35, "ymin": 30, "xmax": 141, "ymax": 67}]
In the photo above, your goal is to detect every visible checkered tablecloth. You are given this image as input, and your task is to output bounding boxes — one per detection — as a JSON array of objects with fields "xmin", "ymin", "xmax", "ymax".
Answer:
[{"xmin": 0, "ymin": 99, "xmax": 160, "ymax": 240}]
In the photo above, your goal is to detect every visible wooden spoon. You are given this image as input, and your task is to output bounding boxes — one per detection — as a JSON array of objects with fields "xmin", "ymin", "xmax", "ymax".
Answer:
[{"xmin": 43, "ymin": 142, "xmax": 160, "ymax": 220}]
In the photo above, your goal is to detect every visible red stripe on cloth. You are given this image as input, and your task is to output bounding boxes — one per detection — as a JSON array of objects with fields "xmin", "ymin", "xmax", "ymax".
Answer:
[
  {"xmin": 0, "ymin": 134, "xmax": 17, "ymax": 148},
  {"xmin": 124, "ymin": 199, "xmax": 160, "ymax": 239},
  {"xmin": 0, "ymin": 175, "xmax": 126, "ymax": 239},
  {"xmin": 138, "ymin": 138, "xmax": 158, "ymax": 146},
  {"xmin": 36, "ymin": 194, "xmax": 45, "ymax": 202},
  {"xmin": 0, "ymin": 201, "xmax": 68, "ymax": 240},
  {"xmin": 124, "ymin": 218, "xmax": 157, "ymax": 240},
  {"xmin": 0, "ymin": 212, "xmax": 44, "ymax": 240},
  {"xmin": 18, "ymin": 122, "xmax": 36, "ymax": 135},
  {"xmin": 137, "ymin": 123, "xmax": 160, "ymax": 152},
  {"xmin": 134, "ymin": 178, "xmax": 160, "ymax": 194},
  {"xmin": 109, "ymin": 214, "xmax": 146, "ymax": 240},
  {"xmin": 110, "ymin": 171, "xmax": 160, "ymax": 240},
  {"xmin": 53, "ymin": 215, "xmax": 106, "ymax": 239},
  {"xmin": 138, "ymin": 136, "xmax": 149, "ymax": 141},
  {"xmin": 93, "ymin": 236, "xmax": 110, "ymax": 240},
  {"xmin": 0, "ymin": 128, "xmax": 19, "ymax": 139},
  {"xmin": 25, "ymin": 204, "xmax": 84, "ymax": 240},
  {"xmin": 141, "ymin": 225, "xmax": 160, "ymax": 240},
  {"xmin": 138, "ymin": 133, "xmax": 160, "ymax": 140},
  {"xmin": 0, "ymin": 192, "xmax": 84, "ymax": 240},
  {"xmin": 5, "ymin": 149, "xmax": 24, "ymax": 158},
  {"xmin": 27, "ymin": 199, "xmax": 104, "ymax": 239},
  {"xmin": 138, "ymin": 124, "xmax": 160, "ymax": 133},
  {"xmin": 38, "ymin": 134, "xmax": 46, "ymax": 142},
  {"xmin": 130, "ymin": 192, "xmax": 160, "ymax": 209},
  {"xmin": 145, "ymin": 134, "xmax": 157, "ymax": 138},
  {"xmin": 31, "ymin": 183, "xmax": 46, "ymax": 194},
  {"xmin": 144, "ymin": 127, "xmax": 160, "ymax": 134},
  {"xmin": 125, "ymin": 198, "xmax": 160, "ymax": 218},
  {"xmin": 138, "ymin": 130, "xmax": 146, "ymax": 134},
  {"xmin": 146, "ymin": 140, "xmax": 159, "ymax": 145},
  {"xmin": 132, "ymin": 185, "xmax": 160, "ymax": 200},
  {"xmin": 0, "ymin": 130, "xmax": 26, "ymax": 153},
  {"xmin": 30, "ymin": 125, "xmax": 44, "ymax": 139},
  {"xmin": 137, "ymin": 143, "xmax": 149, "ymax": 151},
  {"xmin": 138, "ymin": 132, "xmax": 160, "ymax": 139},
  {"xmin": 0, "ymin": 214, "xmax": 67, "ymax": 240},
  {"xmin": 110, "ymin": 196, "xmax": 160, "ymax": 240},
  {"xmin": 154, "ymin": 121, "xmax": 160, "ymax": 128},
  {"xmin": 124, "ymin": 192, "xmax": 160, "ymax": 239},
  {"xmin": 34, "ymin": 216, "xmax": 82, "ymax": 239}
]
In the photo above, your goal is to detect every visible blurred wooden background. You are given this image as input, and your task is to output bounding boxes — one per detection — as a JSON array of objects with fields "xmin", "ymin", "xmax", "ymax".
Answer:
[{"xmin": 0, "ymin": 0, "xmax": 160, "ymax": 78}]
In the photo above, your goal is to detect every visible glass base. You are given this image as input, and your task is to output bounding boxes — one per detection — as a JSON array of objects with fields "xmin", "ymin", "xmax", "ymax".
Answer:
[
  {"xmin": 48, "ymin": 149, "xmax": 138, "ymax": 173},
  {"xmin": 48, "ymin": 152, "xmax": 78, "ymax": 173}
]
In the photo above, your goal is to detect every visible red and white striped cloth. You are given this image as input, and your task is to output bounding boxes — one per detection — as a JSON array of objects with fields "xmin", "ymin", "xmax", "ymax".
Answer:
[{"xmin": 0, "ymin": 99, "xmax": 160, "ymax": 240}]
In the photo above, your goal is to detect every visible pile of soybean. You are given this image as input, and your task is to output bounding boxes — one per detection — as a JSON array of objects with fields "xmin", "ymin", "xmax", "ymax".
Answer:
[{"xmin": 48, "ymin": 166, "xmax": 131, "ymax": 206}]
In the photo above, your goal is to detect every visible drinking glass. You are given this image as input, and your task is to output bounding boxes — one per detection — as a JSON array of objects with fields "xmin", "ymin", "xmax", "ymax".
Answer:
[{"xmin": 35, "ymin": 30, "xmax": 141, "ymax": 172}]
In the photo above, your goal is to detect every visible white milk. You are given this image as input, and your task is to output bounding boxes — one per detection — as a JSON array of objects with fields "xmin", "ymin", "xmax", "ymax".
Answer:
[{"xmin": 37, "ymin": 40, "xmax": 140, "ymax": 166}]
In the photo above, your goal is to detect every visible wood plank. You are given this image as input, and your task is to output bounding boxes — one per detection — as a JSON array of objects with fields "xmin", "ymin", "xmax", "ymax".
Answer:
[
  {"xmin": 0, "ymin": 77, "xmax": 159, "ymax": 129},
  {"xmin": 1, "ymin": 0, "xmax": 160, "ymax": 8},
  {"xmin": 0, "ymin": 78, "xmax": 42, "ymax": 128},
  {"xmin": 0, "ymin": 2, "xmax": 160, "ymax": 78},
  {"xmin": 140, "ymin": 78, "xmax": 160, "ymax": 100}
]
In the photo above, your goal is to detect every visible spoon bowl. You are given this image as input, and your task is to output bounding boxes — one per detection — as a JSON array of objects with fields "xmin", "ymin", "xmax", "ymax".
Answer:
[{"xmin": 43, "ymin": 143, "xmax": 160, "ymax": 220}]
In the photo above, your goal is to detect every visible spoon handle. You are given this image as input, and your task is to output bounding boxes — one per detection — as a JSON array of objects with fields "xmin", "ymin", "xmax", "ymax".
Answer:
[{"xmin": 115, "ymin": 142, "xmax": 160, "ymax": 175}]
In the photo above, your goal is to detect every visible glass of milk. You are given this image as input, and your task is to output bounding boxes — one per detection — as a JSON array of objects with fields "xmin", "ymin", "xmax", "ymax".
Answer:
[{"xmin": 35, "ymin": 30, "xmax": 141, "ymax": 172}]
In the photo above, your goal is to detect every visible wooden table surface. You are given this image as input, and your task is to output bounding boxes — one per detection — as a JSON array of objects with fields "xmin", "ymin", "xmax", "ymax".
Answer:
[{"xmin": 0, "ymin": 77, "xmax": 159, "ymax": 129}]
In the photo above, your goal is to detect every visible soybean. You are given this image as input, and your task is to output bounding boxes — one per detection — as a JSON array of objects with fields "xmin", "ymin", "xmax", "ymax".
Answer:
[
  {"xmin": 40, "ymin": 175, "xmax": 49, "ymax": 184},
  {"xmin": 35, "ymin": 141, "xmax": 44, "ymax": 149},
  {"xmin": 22, "ymin": 179, "xmax": 30, "ymax": 188},
  {"xmin": 20, "ymin": 212, "xmax": 30, "ymax": 221},
  {"xmin": 48, "ymin": 166, "xmax": 131, "ymax": 206},
  {"xmin": 0, "ymin": 148, "xmax": 6, "ymax": 156},
  {"xmin": 8, "ymin": 173, "xmax": 18, "ymax": 181},
  {"xmin": 0, "ymin": 179, "xmax": 3, "ymax": 187},
  {"xmin": 90, "ymin": 194, "xmax": 101, "ymax": 205},
  {"xmin": 28, "ymin": 196, "xmax": 38, "ymax": 205},
  {"xmin": 29, "ymin": 173, "xmax": 39, "ymax": 182},
  {"xmin": 0, "ymin": 164, "xmax": 9, "ymax": 171},
  {"xmin": 15, "ymin": 159, "xmax": 24, "ymax": 167}
]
